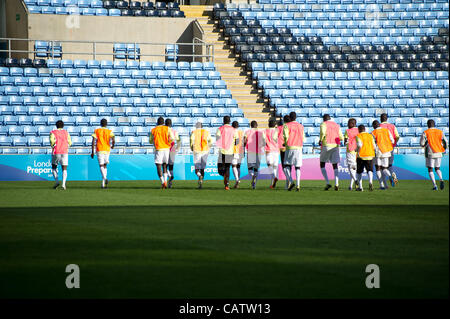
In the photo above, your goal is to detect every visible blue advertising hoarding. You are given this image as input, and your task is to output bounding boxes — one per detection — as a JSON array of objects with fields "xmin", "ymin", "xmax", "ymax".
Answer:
[{"xmin": 0, "ymin": 154, "xmax": 448, "ymax": 181}]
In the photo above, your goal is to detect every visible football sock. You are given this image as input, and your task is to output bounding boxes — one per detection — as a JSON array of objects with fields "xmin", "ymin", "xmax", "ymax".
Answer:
[
  {"xmin": 163, "ymin": 172, "xmax": 168, "ymax": 183},
  {"xmin": 357, "ymin": 173, "xmax": 363, "ymax": 189},
  {"xmin": 376, "ymin": 170, "xmax": 384, "ymax": 187},
  {"xmin": 429, "ymin": 171, "xmax": 437, "ymax": 187},
  {"xmin": 273, "ymin": 165, "xmax": 278, "ymax": 179},
  {"xmin": 436, "ymin": 169, "xmax": 443, "ymax": 181},
  {"xmin": 159, "ymin": 176, "xmax": 164, "ymax": 184},
  {"xmin": 321, "ymin": 167, "xmax": 329, "ymax": 184},
  {"xmin": 348, "ymin": 165, "xmax": 357, "ymax": 186},
  {"xmin": 232, "ymin": 166, "xmax": 239, "ymax": 181},
  {"xmin": 62, "ymin": 170, "xmax": 67, "ymax": 188},
  {"xmin": 100, "ymin": 166, "xmax": 107, "ymax": 181},
  {"xmin": 295, "ymin": 168, "xmax": 301, "ymax": 188},
  {"xmin": 383, "ymin": 168, "xmax": 392, "ymax": 178},
  {"xmin": 196, "ymin": 171, "xmax": 202, "ymax": 178},
  {"xmin": 334, "ymin": 168, "xmax": 339, "ymax": 186},
  {"xmin": 284, "ymin": 166, "xmax": 292, "ymax": 183},
  {"xmin": 52, "ymin": 168, "xmax": 58, "ymax": 181},
  {"xmin": 368, "ymin": 171, "xmax": 373, "ymax": 184}
]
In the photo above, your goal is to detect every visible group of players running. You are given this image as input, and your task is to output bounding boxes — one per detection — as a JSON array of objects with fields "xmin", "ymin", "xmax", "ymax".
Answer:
[{"xmin": 48, "ymin": 112, "xmax": 447, "ymax": 191}]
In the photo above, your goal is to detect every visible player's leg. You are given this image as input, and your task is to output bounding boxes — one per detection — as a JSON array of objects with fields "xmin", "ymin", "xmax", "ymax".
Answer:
[
  {"xmin": 266, "ymin": 153, "xmax": 274, "ymax": 187},
  {"xmin": 60, "ymin": 154, "xmax": 69, "ymax": 190},
  {"xmin": 61, "ymin": 165, "xmax": 68, "ymax": 190},
  {"xmin": 382, "ymin": 157, "xmax": 394, "ymax": 187},
  {"xmin": 232, "ymin": 154, "xmax": 240, "ymax": 187},
  {"xmin": 332, "ymin": 163, "xmax": 339, "ymax": 191},
  {"xmin": 356, "ymin": 158, "xmax": 364, "ymax": 191},
  {"xmin": 347, "ymin": 152, "xmax": 357, "ymax": 190},
  {"xmin": 428, "ymin": 166, "xmax": 437, "ymax": 190},
  {"xmin": 435, "ymin": 166, "xmax": 444, "ymax": 190},
  {"xmin": 52, "ymin": 164, "xmax": 59, "ymax": 189},
  {"xmin": 389, "ymin": 153, "xmax": 398, "ymax": 185},
  {"xmin": 271, "ymin": 152, "xmax": 279, "ymax": 188},
  {"xmin": 162, "ymin": 163, "xmax": 168, "ymax": 187},
  {"xmin": 367, "ymin": 159, "xmax": 374, "ymax": 191},
  {"xmin": 331, "ymin": 148, "xmax": 340, "ymax": 190},
  {"xmin": 156, "ymin": 164, "xmax": 164, "ymax": 187},
  {"xmin": 375, "ymin": 164, "xmax": 385, "ymax": 189}
]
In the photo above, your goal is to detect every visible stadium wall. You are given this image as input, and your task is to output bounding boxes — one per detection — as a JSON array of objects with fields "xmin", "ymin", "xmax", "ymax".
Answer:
[
  {"xmin": 5, "ymin": 4, "xmax": 203, "ymax": 62},
  {"xmin": 4, "ymin": 0, "xmax": 28, "ymax": 60},
  {"xmin": 0, "ymin": 155, "xmax": 448, "ymax": 181}
]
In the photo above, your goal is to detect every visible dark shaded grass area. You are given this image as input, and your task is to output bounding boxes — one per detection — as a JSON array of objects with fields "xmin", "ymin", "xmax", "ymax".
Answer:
[{"xmin": 0, "ymin": 204, "xmax": 448, "ymax": 299}]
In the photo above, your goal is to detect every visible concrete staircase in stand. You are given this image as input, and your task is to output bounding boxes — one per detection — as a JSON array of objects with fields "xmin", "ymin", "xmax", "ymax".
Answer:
[{"xmin": 181, "ymin": 5, "xmax": 273, "ymax": 128}]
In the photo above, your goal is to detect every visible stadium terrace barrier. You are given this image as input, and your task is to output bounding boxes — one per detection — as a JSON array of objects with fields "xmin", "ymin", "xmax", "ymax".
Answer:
[
  {"xmin": 0, "ymin": 153, "xmax": 448, "ymax": 181},
  {"xmin": 0, "ymin": 38, "xmax": 214, "ymax": 63}
]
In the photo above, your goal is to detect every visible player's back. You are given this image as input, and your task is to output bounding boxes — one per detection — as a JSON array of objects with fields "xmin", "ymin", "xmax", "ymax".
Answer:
[
  {"xmin": 346, "ymin": 127, "xmax": 359, "ymax": 152},
  {"xmin": 372, "ymin": 128, "xmax": 393, "ymax": 153},
  {"xmin": 94, "ymin": 127, "xmax": 113, "ymax": 152},
  {"xmin": 285, "ymin": 121, "xmax": 304, "ymax": 148},
  {"xmin": 50, "ymin": 129, "xmax": 69, "ymax": 154},
  {"xmin": 151, "ymin": 125, "xmax": 171, "ymax": 150}
]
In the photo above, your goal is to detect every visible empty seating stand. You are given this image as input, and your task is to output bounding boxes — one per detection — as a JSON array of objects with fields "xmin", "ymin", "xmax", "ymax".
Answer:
[
  {"xmin": 113, "ymin": 43, "xmax": 141, "ymax": 61},
  {"xmin": 24, "ymin": 0, "xmax": 185, "ymax": 17},
  {"xmin": 211, "ymin": 0, "xmax": 450, "ymax": 154},
  {"xmin": 0, "ymin": 59, "xmax": 250, "ymax": 153}
]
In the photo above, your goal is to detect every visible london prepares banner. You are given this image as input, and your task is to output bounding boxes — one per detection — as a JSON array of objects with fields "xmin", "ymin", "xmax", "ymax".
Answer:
[{"xmin": 0, "ymin": 154, "xmax": 448, "ymax": 181}]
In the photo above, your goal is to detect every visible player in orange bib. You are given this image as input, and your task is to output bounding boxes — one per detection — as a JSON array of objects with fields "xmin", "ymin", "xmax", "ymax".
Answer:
[
  {"xmin": 91, "ymin": 118, "xmax": 115, "ymax": 189},
  {"xmin": 371, "ymin": 120, "xmax": 395, "ymax": 190},
  {"xmin": 150, "ymin": 117, "xmax": 174, "ymax": 189},
  {"xmin": 420, "ymin": 119, "xmax": 448, "ymax": 190}
]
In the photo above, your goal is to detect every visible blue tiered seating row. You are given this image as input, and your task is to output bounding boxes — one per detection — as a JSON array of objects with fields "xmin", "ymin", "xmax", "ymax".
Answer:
[
  {"xmin": 24, "ymin": 0, "xmax": 185, "ymax": 17},
  {"xmin": 0, "ymin": 60, "xmax": 249, "ymax": 152}
]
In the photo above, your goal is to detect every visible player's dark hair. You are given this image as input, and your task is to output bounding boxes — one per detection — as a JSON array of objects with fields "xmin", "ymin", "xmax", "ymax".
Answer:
[
  {"xmin": 56, "ymin": 120, "xmax": 64, "ymax": 128},
  {"xmin": 358, "ymin": 125, "xmax": 365, "ymax": 132},
  {"xmin": 380, "ymin": 113, "xmax": 388, "ymax": 123},
  {"xmin": 157, "ymin": 117, "xmax": 164, "ymax": 125},
  {"xmin": 323, "ymin": 114, "xmax": 331, "ymax": 121},
  {"xmin": 283, "ymin": 115, "xmax": 291, "ymax": 123},
  {"xmin": 268, "ymin": 119, "xmax": 276, "ymax": 128},
  {"xmin": 278, "ymin": 118, "xmax": 283, "ymax": 126},
  {"xmin": 223, "ymin": 116, "xmax": 231, "ymax": 124},
  {"xmin": 100, "ymin": 118, "xmax": 107, "ymax": 127},
  {"xmin": 251, "ymin": 120, "xmax": 258, "ymax": 128},
  {"xmin": 427, "ymin": 119, "xmax": 435, "ymax": 128},
  {"xmin": 289, "ymin": 111, "xmax": 297, "ymax": 121},
  {"xmin": 196, "ymin": 122, "xmax": 203, "ymax": 128},
  {"xmin": 232, "ymin": 121, "xmax": 239, "ymax": 128},
  {"xmin": 348, "ymin": 118, "xmax": 356, "ymax": 128},
  {"xmin": 372, "ymin": 120, "xmax": 380, "ymax": 129},
  {"xmin": 165, "ymin": 118, "xmax": 172, "ymax": 127}
]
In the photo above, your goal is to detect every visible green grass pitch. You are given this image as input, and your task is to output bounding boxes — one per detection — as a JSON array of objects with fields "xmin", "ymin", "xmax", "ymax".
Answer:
[{"xmin": 0, "ymin": 179, "xmax": 448, "ymax": 299}]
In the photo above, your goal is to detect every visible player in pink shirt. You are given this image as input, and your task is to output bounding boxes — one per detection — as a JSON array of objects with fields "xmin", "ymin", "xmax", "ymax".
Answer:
[
  {"xmin": 244, "ymin": 121, "xmax": 266, "ymax": 189},
  {"xmin": 265, "ymin": 119, "xmax": 279, "ymax": 189},
  {"xmin": 344, "ymin": 118, "xmax": 360, "ymax": 190},
  {"xmin": 49, "ymin": 120, "xmax": 72, "ymax": 190}
]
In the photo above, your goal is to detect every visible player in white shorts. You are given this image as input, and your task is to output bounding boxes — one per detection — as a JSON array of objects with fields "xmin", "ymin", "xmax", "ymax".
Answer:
[
  {"xmin": 372, "ymin": 120, "xmax": 395, "ymax": 190},
  {"xmin": 319, "ymin": 114, "xmax": 344, "ymax": 191},
  {"xmin": 165, "ymin": 118, "xmax": 181, "ymax": 188},
  {"xmin": 344, "ymin": 118, "xmax": 359, "ymax": 190},
  {"xmin": 190, "ymin": 121, "xmax": 212, "ymax": 189},
  {"xmin": 420, "ymin": 119, "xmax": 447, "ymax": 190},
  {"xmin": 150, "ymin": 117, "xmax": 174, "ymax": 189},
  {"xmin": 244, "ymin": 121, "xmax": 266, "ymax": 189},
  {"xmin": 91, "ymin": 118, "xmax": 115, "ymax": 189},
  {"xmin": 265, "ymin": 119, "xmax": 279, "ymax": 189},
  {"xmin": 49, "ymin": 120, "xmax": 72, "ymax": 190},
  {"xmin": 231, "ymin": 121, "xmax": 245, "ymax": 188}
]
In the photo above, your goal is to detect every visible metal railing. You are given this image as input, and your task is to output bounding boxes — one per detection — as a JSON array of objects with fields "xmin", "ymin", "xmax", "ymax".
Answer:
[{"xmin": 0, "ymin": 37, "xmax": 214, "ymax": 62}]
